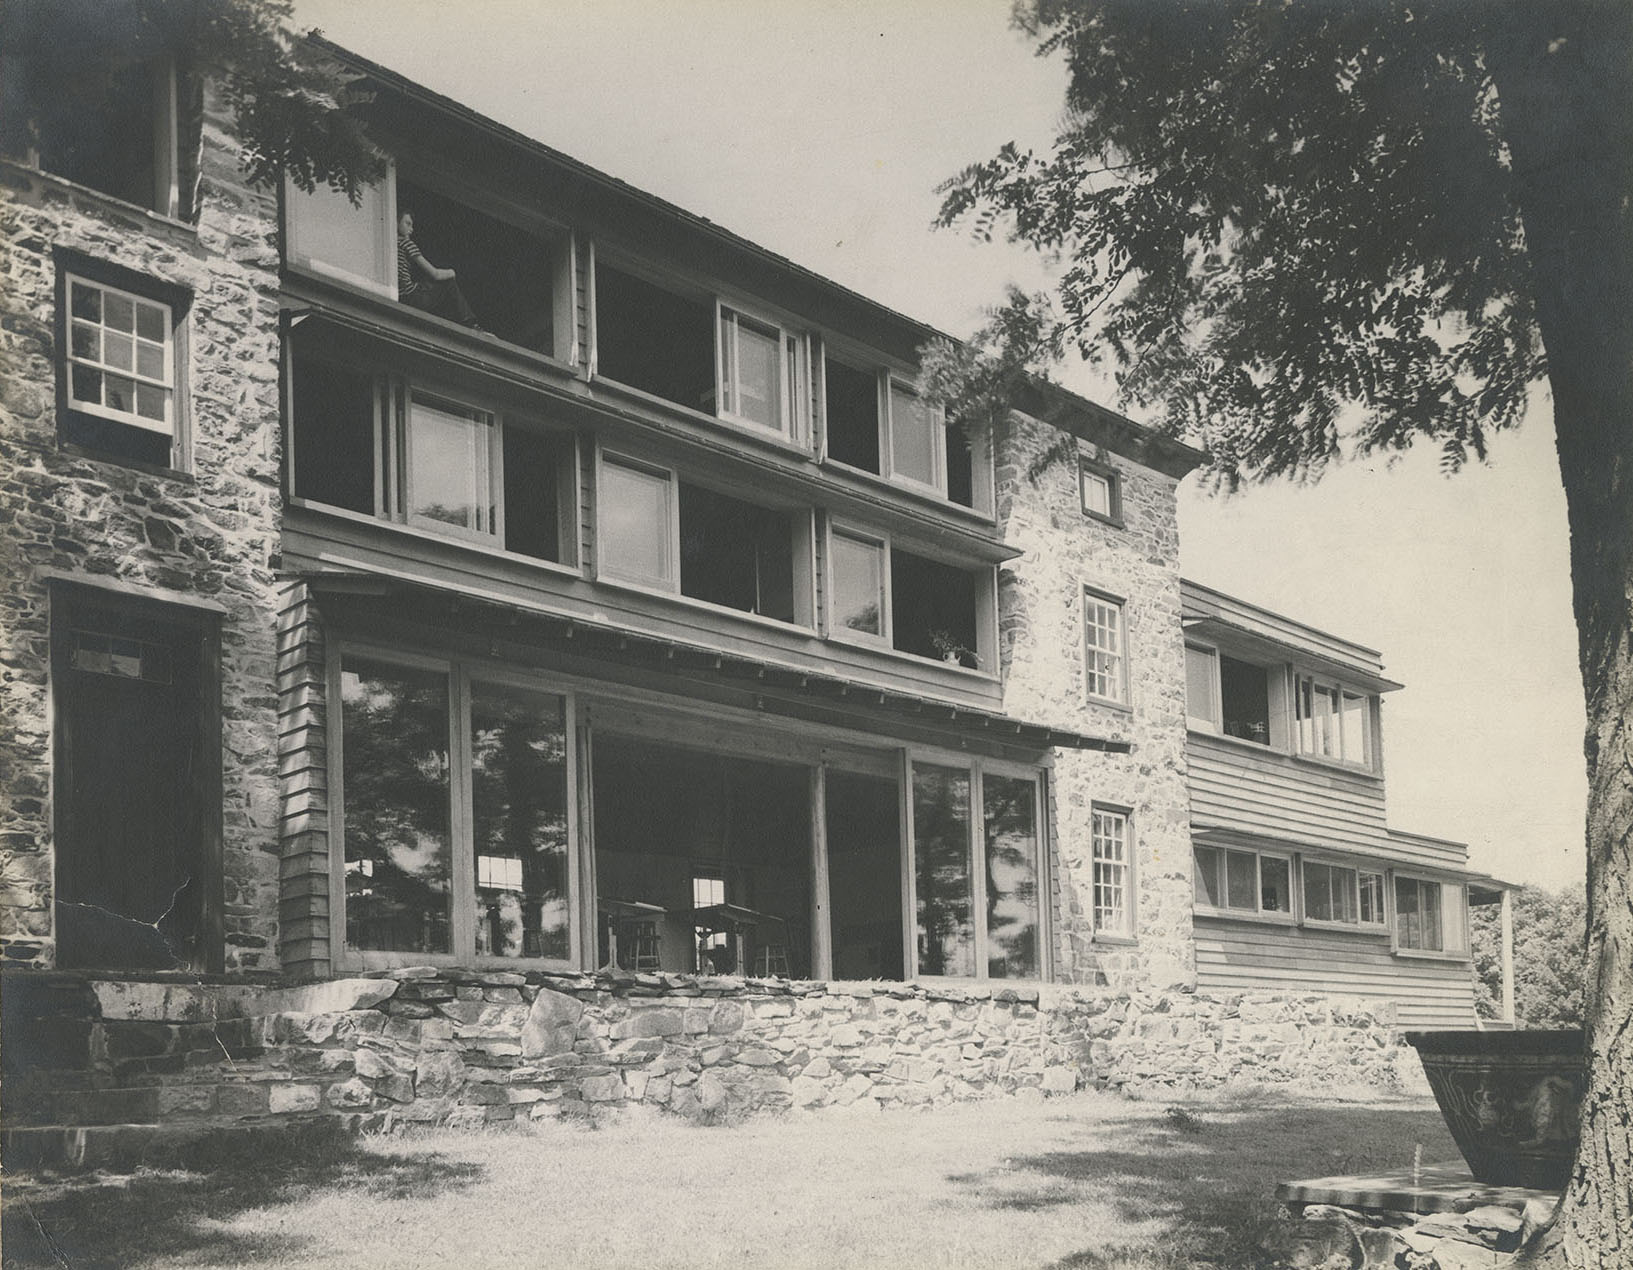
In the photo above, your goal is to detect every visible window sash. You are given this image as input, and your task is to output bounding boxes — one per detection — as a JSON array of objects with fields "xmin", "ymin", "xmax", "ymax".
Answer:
[
  {"xmin": 1185, "ymin": 644, "xmax": 1219, "ymax": 731},
  {"xmin": 1084, "ymin": 594, "xmax": 1126, "ymax": 702},
  {"xmin": 884, "ymin": 378, "xmax": 945, "ymax": 494},
  {"xmin": 1395, "ymin": 876, "xmax": 1451, "ymax": 951},
  {"xmin": 1303, "ymin": 860, "xmax": 1359, "ymax": 924},
  {"xmin": 908, "ymin": 757, "xmax": 1046, "ymax": 980},
  {"xmin": 718, "ymin": 307, "xmax": 787, "ymax": 433},
  {"xmin": 65, "ymin": 274, "xmax": 175, "ymax": 434},
  {"xmin": 1296, "ymin": 674, "xmax": 1370, "ymax": 765},
  {"xmin": 282, "ymin": 169, "xmax": 397, "ymax": 297},
  {"xmin": 1194, "ymin": 845, "xmax": 1291, "ymax": 916},
  {"xmin": 1091, "ymin": 808, "xmax": 1131, "ymax": 935},
  {"xmin": 598, "ymin": 454, "xmax": 678, "ymax": 589},
  {"xmin": 829, "ymin": 525, "xmax": 889, "ymax": 643},
  {"xmin": 403, "ymin": 390, "xmax": 500, "ymax": 542}
]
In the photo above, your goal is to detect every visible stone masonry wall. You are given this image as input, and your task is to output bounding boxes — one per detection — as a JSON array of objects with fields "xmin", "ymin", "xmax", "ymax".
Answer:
[
  {"xmin": 0, "ymin": 83, "xmax": 285, "ymax": 968},
  {"xmin": 996, "ymin": 417, "xmax": 1195, "ymax": 994},
  {"xmin": 1, "ymin": 970, "xmax": 1425, "ymax": 1148}
]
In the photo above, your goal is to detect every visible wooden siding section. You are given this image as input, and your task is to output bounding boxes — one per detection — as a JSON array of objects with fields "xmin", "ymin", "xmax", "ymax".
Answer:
[
  {"xmin": 1181, "ymin": 580, "xmax": 1388, "ymax": 680},
  {"xmin": 276, "ymin": 582, "xmax": 332, "ymax": 980},
  {"xmin": 1195, "ymin": 916, "xmax": 1478, "ymax": 1027}
]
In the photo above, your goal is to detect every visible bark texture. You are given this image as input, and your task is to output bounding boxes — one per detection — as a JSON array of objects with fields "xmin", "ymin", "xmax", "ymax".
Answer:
[{"xmin": 1491, "ymin": 3, "xmax": 1633, "ymax": 1265}]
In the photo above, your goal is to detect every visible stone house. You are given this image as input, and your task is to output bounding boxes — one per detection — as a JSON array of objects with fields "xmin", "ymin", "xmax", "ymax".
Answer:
[{"xmin": 0, "ymin": 38, "xmax": 1499, "ymax": 1149}]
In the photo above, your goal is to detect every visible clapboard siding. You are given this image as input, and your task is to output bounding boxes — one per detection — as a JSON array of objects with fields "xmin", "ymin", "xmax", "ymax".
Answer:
[{"xmin": 1195, "ymin": 917, "xmax": 1478, "ymax": 1027}]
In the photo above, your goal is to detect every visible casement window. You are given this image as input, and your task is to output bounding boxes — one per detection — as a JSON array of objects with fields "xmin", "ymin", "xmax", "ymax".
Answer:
[
  {"xmin": 1395, "ymin": 875, "xmax": 1467, "ymax": 954},
  {"xmin": 1083, "ymin": 591, "xmax": 1128, "ymax": 703},
  {"xmin": 6, "ymin": 54, "xmax": 181, "ymax": 216},
  {"xmin": 1079, "ymin": 458, "xmax": 1123, "ymax": 524},
  {"xmin": 286, "ymin": 328, "xmax": 578, "ymax": 564},
  {"xmin": 1193, "ymin": 844, "xmax": 1292, "ymax": 918},
  {"xmin": 911, "ymin": 760, "xmax": 1045, "ymax": 980},
  {"xmin": 593, "ymin": 261, "xmax": 811, "ymax": 444},
  {"xmin": 820, "ymin": 352, "xmax": 992, "ymax": 513},
  {"xmin": 596, "ymin": 452, "xmax": 809, "ymax": 624},
  {"xmin": 1185, "ymin": 644, "xmax": 1274, "ymax": 744},
  {"xmin": 60, "ymin": 269, "xmax": 187, "ymax": 470},
  {"xmin": 826, "ymin": 522, "xmax": 994, "ymax": 669},
  {"xmin": 1295, "ymin": 674, "xmax": 1372, "ymax": 766},
  {"xmin": 1302, "ymin": 860, "xmax": 1387, "ymax": 927},
  {"xmin": 1091, "ymin": 806, "xmax": 1133, "ymax": 936},
  {"xmin": 284, "ymin": 169, "xmax": 398, "ymax": 299},
  {"xmin": 337, "ymin": 653, "xmax": 576, "ymax": 966}
]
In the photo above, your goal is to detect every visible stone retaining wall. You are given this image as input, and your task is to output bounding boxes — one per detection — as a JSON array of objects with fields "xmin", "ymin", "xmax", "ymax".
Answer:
[{"xmin": 4, "ymin": 970, "xmax": 1428, "ymax": 1141}]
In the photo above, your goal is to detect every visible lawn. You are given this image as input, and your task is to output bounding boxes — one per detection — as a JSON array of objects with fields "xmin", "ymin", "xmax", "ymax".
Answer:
[{"xmin": 2, "ymin": 1087, "xmax": 1459, "ymax": 1269}]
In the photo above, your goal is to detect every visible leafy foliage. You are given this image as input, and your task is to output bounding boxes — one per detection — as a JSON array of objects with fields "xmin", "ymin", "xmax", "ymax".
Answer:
[
  {"xmin": 0, "ymin": 0, "xmax": 384, "ymax": 207},
  {"xmin": 935, "ymin": 0, "xmax": 1550, "ymax": 487},
  {"xmin": 1471, "ymin": 883, "xmax": 1586, "ymax": 1028}
]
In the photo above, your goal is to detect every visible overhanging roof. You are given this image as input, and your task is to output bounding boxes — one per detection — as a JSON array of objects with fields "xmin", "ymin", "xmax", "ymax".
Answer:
[
  {"xmin": 298, "ymin": 571, "xmax": 1128, "ymax": 757},
  {"xmin": 1181, "ymin": 615, "xmax": 1405, "ymax": 694}
]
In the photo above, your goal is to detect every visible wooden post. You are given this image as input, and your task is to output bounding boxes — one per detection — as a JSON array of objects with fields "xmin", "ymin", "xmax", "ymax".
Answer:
[
  {"xmin": 1500, "ymin": 888, "xmax": 1516, "ymax": 1025},
  {"xmin": 811, "ymin": 763, "xmax": 832, "ymax": 981}
]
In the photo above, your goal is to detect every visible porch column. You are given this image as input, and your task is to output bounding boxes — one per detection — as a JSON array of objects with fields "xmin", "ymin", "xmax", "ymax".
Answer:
[{"xmin": 1500, "ymin": 888, "xmax": 1516, "ymax": 1024}]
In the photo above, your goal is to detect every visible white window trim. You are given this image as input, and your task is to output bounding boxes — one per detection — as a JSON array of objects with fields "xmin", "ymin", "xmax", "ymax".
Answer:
[
  {"xmin": 397, "ymin": 386, "xmax": 503, "ymax": 546},
  {"xmin": 1193, "ymin": 843, "xmax": 1295, "ymax": 924},
  {"xmin": 1298, "ymin": 856, "xmax": 1391, "ymax": 931},
  {"xmin": 1185, "ymin": 641, "xmax": 1221, "ymax": 733},
  {"xmin": 1083, "ymin": 588, "xmax": 1130, "ymax": 706},
  {"xmin": 329, "ymin": 644, "xmax": 582, "ymax": 974},
  {"xmin": 715, "ymin": 301, "xmax": 810, "ymax": 445},
  {"xmin": 1090, "ymin": 804, "xmax": 1135, "ymax": 940},
  {"xmin": 1079, "ymin": 457, "xmax": 1122, "ymax": 524},
  {"xmin": 1295, "ymin": 672, "xmax": 1374, "ymax": 769},
  {"xmin": 282, "ymin": 162, "xmax": 398, "ymax": 299},
  {"xmin": 595, "ymin": 449, "xmax": 681, "ymax": 591},
  {"xmin": 881, "ymin": 375, "xmax": 946, "ymax": 497},
  {"xmin": 902, "ymin": 747, "xmax": 1052, "ymax": 982},
  {"xmin": 64, "ymin": 273, "xmax": 177, "ymax": 436},
  {"xmin": 825, "ymin": 519, "xmax": 892, "ymax": 650}
]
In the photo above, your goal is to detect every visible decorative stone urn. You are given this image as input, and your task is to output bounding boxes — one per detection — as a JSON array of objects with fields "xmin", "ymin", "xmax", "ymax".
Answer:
[{"xmin": 1405, "ymin": 1029, "xmax": 1585, "ymax": 1190}]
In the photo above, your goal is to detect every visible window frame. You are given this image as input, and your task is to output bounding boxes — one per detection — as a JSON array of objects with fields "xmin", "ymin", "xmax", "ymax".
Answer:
[
  {"xmin": 1392, "ymin": 872, "xmax": 1468, "ymax": 958},
  {"xmin": 1192, "ymin": 843, "xmax": 1295, "ymax": 924},
  {"xmin": 396, "ymin": 384, "xmax": 504, "ymax": 546},
  {"xmin": 282, "ymin": 164, "xmax": 399, "ymax": 299},
  {"xmin": 1297, "ymin": 857, "xmax": 1392, "ymax": 931},
  {"xmin": 1295, "ymin": 672, "xmax": 1374, "ymax": 769},
  {"xmin": 901, "ymin": 748, "xmax": 1052, "ymax": 982},
  {"xmin": 1083, "ymin": 588, "xmax": 1130, "ymax": 706},
  {"xmin": 595, "ymin": 449, "xmax": 681, "ymax": 592},
  {"xmin": 329, "ymin": 643, "xmax": 582, "ymax": 974},
  {"xmin": 715, "ymin": 301, "xmax": 811, "ymax": 445},
  {"xmin": 1079, "ymin": 457, "xmax": 1123, "ymax": 526},
  {"xmin": 56, "ymin": 257, "xmax": 191, "ymax": 473},
  {"xmin": 1090, "ymin": 804, "xmax": 1135, "ymax": 940},
  {"xmin": 882, "ymin": 375, "xmax": 946, "ymax": 497},
  {"xmin": 825, "ymin": 520, "xmax": 892, "ymax": 649}
]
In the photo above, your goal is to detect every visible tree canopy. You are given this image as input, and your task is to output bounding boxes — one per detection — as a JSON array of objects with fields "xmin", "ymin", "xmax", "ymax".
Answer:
[{"xmin": 1472, "ymin": 883, "xmax": 1586, "ymax": 1028}]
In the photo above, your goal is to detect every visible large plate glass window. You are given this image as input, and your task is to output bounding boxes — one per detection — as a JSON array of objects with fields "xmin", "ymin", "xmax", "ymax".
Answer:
[{"xmin": 911, "ymin": 760, "xmax": 1045, "ymax": 980}]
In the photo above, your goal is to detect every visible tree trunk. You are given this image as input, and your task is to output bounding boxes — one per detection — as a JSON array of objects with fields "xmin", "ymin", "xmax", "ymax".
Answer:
[{"xmin": 1489, "ymin": 4, "xmax": 1633, "ymax": 1265}]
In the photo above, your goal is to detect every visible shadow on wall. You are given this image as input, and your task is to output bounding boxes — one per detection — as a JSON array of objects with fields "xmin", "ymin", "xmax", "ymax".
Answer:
[{"xmin": 1, "ymin": 1135, "xmax": 484, "ymax": 1270}]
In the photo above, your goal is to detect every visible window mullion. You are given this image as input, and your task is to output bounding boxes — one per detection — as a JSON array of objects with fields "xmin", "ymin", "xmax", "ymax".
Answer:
[{"xmin": 448, "ymin": 667, "xmax": 476, "ymax": 962}]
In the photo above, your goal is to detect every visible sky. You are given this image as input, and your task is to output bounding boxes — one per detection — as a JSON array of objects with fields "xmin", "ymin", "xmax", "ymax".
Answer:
[{"xmin": 290, "ymin": 0, "xmax": 1587, "ymax": 891}]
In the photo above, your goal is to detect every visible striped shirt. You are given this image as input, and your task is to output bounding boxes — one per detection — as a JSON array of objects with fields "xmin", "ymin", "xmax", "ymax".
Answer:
[{"xmin": 397, "ymin": 236, "xmax": 427, "ymax": 297}]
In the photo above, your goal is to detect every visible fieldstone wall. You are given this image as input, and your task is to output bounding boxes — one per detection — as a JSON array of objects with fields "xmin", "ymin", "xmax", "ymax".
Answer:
[
  {"xmin": 0, "ymin": 83, "xmax": 285, "ymax": 968},
  {"xmin": 996, "ymin": 416, "xmax": 1195, "ymax": 994},
  {"xmin": 2, "ymin": 970, "xmax": 1425, "ymax": 1150}
]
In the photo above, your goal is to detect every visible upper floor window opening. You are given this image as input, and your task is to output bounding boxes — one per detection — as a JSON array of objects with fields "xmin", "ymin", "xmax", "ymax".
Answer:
[
  {"xmin": 1394, "ymin": 875, "xmax": 1467, "ymax": 955},
  {"xmin": 1185, "ymin": 644, "xmax": 1276, "ymax": 745},
  {"xmin": 820, "ymin": 350, "xmax": 991, "ymax": 514},
  {"xmin": 1079, "ymin": 457, "xmax": 1123, "ymax": 525},
  {"xmin": 4, "ymin": 51, "xmax": 181, "ymax": 217},
  {"xmin": 1091, "ymin": 806, "xmax": 1133, "ymax": 937},
  {"xmin": 593, "ymin": 260, "xmax": 811, "ymax": 446},
  {"xmin": 1193, "ymin": 843, "xmax": 1292, "ymax": 918},
  {"xmin": 1083, "ymin": 590, "xmax": 1128, "ymax": 704},
  {"xmin": 59, "ymin": 264, "xmax": 189, "ymax": 471},
  {"xmin": 1302, "ymin": 859, "xmax": 1387, "ymax": 928},
  {"xmin": 825, "ymin": 521, "xmax": 994, "ymax": 670},
  {"xmin": 1295, "ymin": 673, "xmax": 1372, "ymax": 767},
  {"xmin": 284, "ymin": 168, "xmax": 574, "ymax": 360},
  {"xmin": 286, "ymin": 326, "xmax": 578, "ymax": 565},
  {"xmin": 595, "ymin": 450, "xmax": 811, "ymax": 626}
]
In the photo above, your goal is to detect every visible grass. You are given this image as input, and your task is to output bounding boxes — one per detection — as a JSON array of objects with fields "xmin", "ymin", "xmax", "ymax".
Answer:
[{"xmin": 2, "ymin": 1086, "xmax": 1459, "ymax": 1269}]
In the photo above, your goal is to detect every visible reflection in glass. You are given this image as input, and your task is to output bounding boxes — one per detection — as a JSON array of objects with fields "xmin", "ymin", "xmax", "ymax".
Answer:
[
  {"xmin": 471, "ymin": 683, "xmax": 570, "ymax": 960},
  {"xmin": 914, "ymin": 764, "xmax": 972, "ymax": 976},
  {"xmin": 409, "ymin": 393, "xmax": 493, "ymax": 534},
  {"xmin": 983, "ymin": 773, "xmax": 1038, "ymax": 978},
  {"xmin": 1225, "ymin": 848, "xmax": 1257, "ymax": 910},
  {"xmin": 832, "ymin": 532, "xmax": 884, "ymax": 635},
  {"xmin": 342, "ymin": 659, "xmax": 451, "ymax": 954}
]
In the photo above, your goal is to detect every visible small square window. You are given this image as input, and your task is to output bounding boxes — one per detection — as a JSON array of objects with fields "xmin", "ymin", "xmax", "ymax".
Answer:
[
  {"xmin": 1080, "ymin": 458, "xmax": 1122, "ymax": 523},
  {"xmin": 60, "ymin": 269, "xmax": 184, "ymax": 469}
]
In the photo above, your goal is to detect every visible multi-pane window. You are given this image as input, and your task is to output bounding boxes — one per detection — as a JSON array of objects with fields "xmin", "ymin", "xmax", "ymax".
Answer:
[
  {"xmin": 1302, "ymin": 860, "xmax": 1389, "ymax": 927},
  {"xmin": 62, "ymin": 273, "xmax": 182, "ymax": 468},
  {"xmin": 1358, "ymin": 871, "xmax": 1385, "ymax": 925},
  {"xmin": 1193, "ymin": 845, "xmax": 1291, "ymax": 916},
  {"xmin": 340, "ymin": 655, "xmax": 573, "ymax": 965},
  {"xmin": 912, "ymin": 762, "xmax": 1042, "ymax": 980},
  {"xmin": 1296, "ymin": 675, "xmax": 1371, "ymax": 766},
  {"xmin": 1084, "ymin": 591, "xmax": 1127, "ymax": 702},
  {"xmin": 1091, "ymin": 807, "xmax": 1131, "ymax": 935}
]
